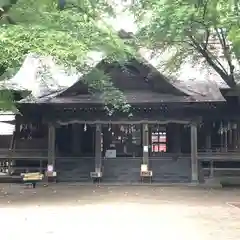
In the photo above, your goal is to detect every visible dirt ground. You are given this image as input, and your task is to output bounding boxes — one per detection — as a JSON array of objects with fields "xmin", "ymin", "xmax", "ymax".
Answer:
[{"xmin": 0, "ymin": 184, "xmax": 240, "ymax": 240}]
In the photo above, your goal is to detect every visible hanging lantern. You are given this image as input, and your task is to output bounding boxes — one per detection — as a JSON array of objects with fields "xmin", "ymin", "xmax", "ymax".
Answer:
[{"xmin": 84, "ymin": 123, "xmax": 87, "ymax": 132}]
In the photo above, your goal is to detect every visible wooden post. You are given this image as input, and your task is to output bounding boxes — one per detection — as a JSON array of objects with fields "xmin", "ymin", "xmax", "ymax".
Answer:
[
  {"xmin": 191, "ymin": 123, "xmax": 198, "ymax": 182},
  {"xmin": 232, "ymin": 123, "xmax": 237, "ymax": 151},
  {"xmin": 48, "ymin": 123, "xmax": 56, "ymax": 169},
  {"xmin": 237, "ymin": 122, "xmax": 240, "ymax": 151},
  {"xmin": 95, "ymin": 123, "xmax": 102, "ymax": 171},
  {"xmin": 142, "ymin": 123, "xmax": 149, "ymax": 165},
  {"xmin": 15, "ymin": 115, "xmax": 20, "ymax": 139},
  {"xmin": 224, "ymin": 130, "xmax": 228, "ymax": 152},
  {"xmin": 237, "ymin": 96, "xmax": 240, "ymax": 150}
]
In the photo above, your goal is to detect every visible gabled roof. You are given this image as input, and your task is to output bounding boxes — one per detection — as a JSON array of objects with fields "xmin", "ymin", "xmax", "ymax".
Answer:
[
  {"xmin": 139, "ymin": 48, "xmax": 231, "ymax": 90},
  {"xmin": 4, "ymin": 49, "xmax": 225, "ymax": 105},
  {"xmin": 20, "ymin": 56, "xmax": 225, "ymax": 104},
  {"xmin": 136, "ymin": 53, "xmax": 224, "ymax": 101}
]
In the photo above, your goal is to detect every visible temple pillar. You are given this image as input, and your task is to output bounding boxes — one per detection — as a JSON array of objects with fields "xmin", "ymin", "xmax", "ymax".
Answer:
[
  {"xmin": 15, "ymin": 115, "xmax": 21, "ymax": 139},
  {"xmin": 95, "ymin": 123, "xmax": 102, "ymax": 171},
  {"xmin": 232, "ymin": 123, "xmax": 238, "ymax": 150},
  {"xmin": 191, "ymin": 123, "xmax": 198, "ymax": 182},
  {"xmin": 142, "ymin": 123, "xmax": 149, "ymax": 165},
  {"xmin": 224, "ymin": 130, "xmax": 228, "ymax": 152},
  {"xmin": 237, "ymin": 97, "xmax": 240, "ymax": 150},
  {"xmin": 237, "ymin": 122, "xmax": 240, "ymax": 150},
  {"xmin": 48, "ymin": 123, "xmax": 56, "ymax": 169}
]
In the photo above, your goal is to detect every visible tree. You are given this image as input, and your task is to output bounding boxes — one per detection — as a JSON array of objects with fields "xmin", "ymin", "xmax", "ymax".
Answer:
[
  {"xmin": 130, "ymin": 0, "xmax": 240, "ymax": 88},
  {"xmin": 0, "ymin": 0, "xmax": 135, "ymax": 110}
]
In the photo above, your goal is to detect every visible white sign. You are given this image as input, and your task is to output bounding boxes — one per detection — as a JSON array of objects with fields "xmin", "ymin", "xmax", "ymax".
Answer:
[
  {"xmin": 105, "ymin": 149, "xmax": 116, "ymax": 158},
  {"xmin": 143, "ymin": 146, "xmax": 148, "ymax": 152},
  {"xmin": 47, "ymin": 164, "xmax": 53, "ymax": 172},
  {"xmin": 141, "ymin": 164, "xmax": 148, "ymax": 172}
]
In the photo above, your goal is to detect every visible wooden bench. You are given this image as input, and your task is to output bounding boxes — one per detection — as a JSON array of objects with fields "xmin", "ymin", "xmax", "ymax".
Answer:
[
  {"xmin": 90, "ymin": 171, "xmax": 103, "ymax": 183},
  {"xmin": 21, "ymin": 172, "xmax": 44, "ymax": 188}
]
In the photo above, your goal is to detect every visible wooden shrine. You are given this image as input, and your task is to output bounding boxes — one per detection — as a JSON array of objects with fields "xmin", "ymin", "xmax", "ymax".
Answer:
[{"xmin": 1, "ymin": 56, "xmax": 240, "ymax": 184}]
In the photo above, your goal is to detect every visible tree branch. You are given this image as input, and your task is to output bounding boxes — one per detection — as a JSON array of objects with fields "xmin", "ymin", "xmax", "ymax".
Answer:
[
  {"xmin": 203, "ymin": 27, "xmax": 210, "ymax": 50},
  {"xmin": 187, "ymin": 23, "xmax": 228, "ymax": 74},
  {"xmin": 190, "ymin": 19, "xmax": 210, "ymax": 50},
  {"xmin": 188, "ymin": 34, "xmax": 236, "ymax": 87},
  {"xmin": 219, "ymin": 28, "xmax": 235, "ymax": 75},
  {"xmin": 214, "ymin": 27, "xmax": 235, "ymax": 86},
  {"xmin": 202, "ymin": 0, "xmax": 209, "ymax": 19}
]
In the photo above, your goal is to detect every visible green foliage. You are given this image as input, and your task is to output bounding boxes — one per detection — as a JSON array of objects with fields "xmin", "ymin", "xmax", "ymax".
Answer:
[
  {"xmin": 0, "ymin": 0, "xmax": 130, "ymax": 69},
  {"xmin": 130, "ymin": 0, "xmax": 240, "ymax": 87},
  {"xmin": 0, "ymin": 0, "xmax": 135, "ymax": 111},
  {"xmin": 3, "ymin": 0, "xmax": 240, "ymax": 111}
]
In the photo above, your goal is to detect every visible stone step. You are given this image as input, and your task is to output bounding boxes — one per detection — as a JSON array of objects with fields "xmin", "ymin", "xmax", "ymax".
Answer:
[{"xmin": 56, "ymin": 157, "xmax": 192, "ymax": 183}]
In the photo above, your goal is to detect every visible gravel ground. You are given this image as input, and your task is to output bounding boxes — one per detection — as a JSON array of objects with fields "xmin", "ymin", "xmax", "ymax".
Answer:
[{"xmin": 0, "ymin": 184, "xmax": 240, "ymax": 240}]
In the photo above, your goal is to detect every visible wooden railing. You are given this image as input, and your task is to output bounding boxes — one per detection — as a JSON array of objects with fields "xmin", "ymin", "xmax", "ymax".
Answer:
[
  {"xmin": 0, "ymin": 149, "xmax": 48, "ymax": 159},
  {"xmin": 0, "ymin": 149, "xmax": 238, "ymax": 160},
  {"xmin": 0, "ymin": 149, "xmax": 239, "ymax": 178},
  {"xmin": 0, "ymin": 149, "xmax": 48, "ymax": 176}
]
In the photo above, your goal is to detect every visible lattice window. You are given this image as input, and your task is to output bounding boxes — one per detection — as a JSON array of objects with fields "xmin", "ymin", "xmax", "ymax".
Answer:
[{"xmin": 151, "ymin": 126, "xmax": 167, "ymax": 153}]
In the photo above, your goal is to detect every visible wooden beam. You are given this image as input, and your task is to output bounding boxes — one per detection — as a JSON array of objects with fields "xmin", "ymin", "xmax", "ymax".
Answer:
[
  {"xmin": 224, "ymin": 129, "xmax": 228, "ymax": 152},
  {"xmin": 95, "ymin": 123, "xmax": 102, "ymax": 171},
  {"xmin": 232, "ymin": 123, "xmax": 238, "ymax": 150},
  {"xmin": 15, "ymin": 115, "xmax": 20, "ymax": 138},
  {"xmin": 191, "ymin": 123, "xmax": 198, "ymax": 182},
  {"xmin": 57, "ymin": 119, "xmax": 191, "ymax": 125},
  {"xmin": 142, "ymin": 123, "xmax": 149, "ymax": 165}
]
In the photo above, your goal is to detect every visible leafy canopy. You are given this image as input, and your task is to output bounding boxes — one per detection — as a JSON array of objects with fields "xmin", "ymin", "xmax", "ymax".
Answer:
[
  {"xmin": 0, "ymin": 0, "xmax": 135, "ymax": 111},
  {"xmin": 2, "ymin": 0, "xmax": 240, "ymax": 111},
  {"xmin": 130, "ymin": 0, "xmax": 240, "ymax": 88}
]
